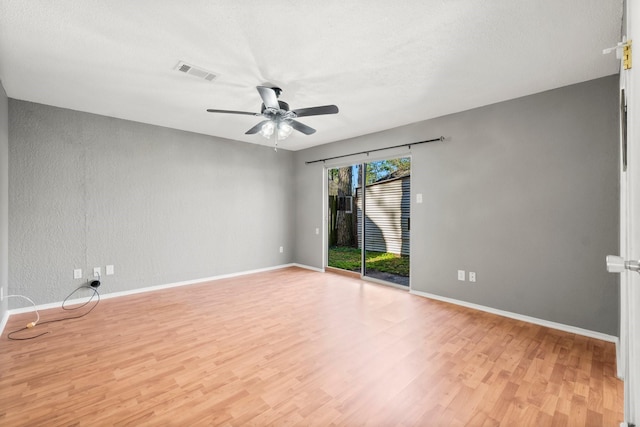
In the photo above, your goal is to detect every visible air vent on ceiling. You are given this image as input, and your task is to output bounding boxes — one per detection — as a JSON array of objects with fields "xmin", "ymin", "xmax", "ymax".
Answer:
[{"xmin": 174, "ymin": 61, "xmax": 217, "ymax": 82}]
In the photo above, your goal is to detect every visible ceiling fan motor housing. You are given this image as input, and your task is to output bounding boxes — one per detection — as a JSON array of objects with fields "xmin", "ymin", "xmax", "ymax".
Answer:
[{"xmin": 261, "ymin": 100, "xmax": 289, "ymax": 114}]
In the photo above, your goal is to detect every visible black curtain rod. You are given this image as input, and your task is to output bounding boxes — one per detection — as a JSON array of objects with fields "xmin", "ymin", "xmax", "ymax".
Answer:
[{"xmin": 304, "ymin": 136, "xmax": 445, "ymax": 165}]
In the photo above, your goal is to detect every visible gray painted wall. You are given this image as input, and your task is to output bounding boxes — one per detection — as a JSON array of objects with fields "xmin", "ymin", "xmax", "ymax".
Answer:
[
  {"xmin": 9, "ymin": 100, "xmax": 294, "ymax": 305},
  {"xmin": 293, "ymin": 76, "xmax": 620, "ymax": 335},
  {"xmin": 0, "ymin": 82, "xmax": 8, "ymax": 318}
]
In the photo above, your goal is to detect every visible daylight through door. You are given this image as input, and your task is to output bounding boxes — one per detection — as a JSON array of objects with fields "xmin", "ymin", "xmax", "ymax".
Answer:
[{"xmin": 327, "ymin": 157, "xmax": 410, "ymax": 287}]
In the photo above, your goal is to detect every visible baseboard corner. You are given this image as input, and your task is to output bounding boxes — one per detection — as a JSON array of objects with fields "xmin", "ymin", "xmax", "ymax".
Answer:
[
  {"xmin": 0, "ymin": 310, "xmax": 10, "ymax": 340},
  {"xmin": 290, "ymin": 263, "xmax": 325, "ymax": 273}
]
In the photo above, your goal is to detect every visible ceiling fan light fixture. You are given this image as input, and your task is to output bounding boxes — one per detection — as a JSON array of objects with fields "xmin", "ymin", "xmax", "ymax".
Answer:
[
  {"xmin": 278, "ymin": 122, "xmax": 293, "ymax": 139},
  {"xmin": 259, "ymin": 121, "xmax": 275, "ymax": 138}
]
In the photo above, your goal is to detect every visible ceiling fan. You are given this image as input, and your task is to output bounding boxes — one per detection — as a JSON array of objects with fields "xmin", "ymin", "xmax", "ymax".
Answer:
[{"xmin": 206, "ymin": 86, "xmax": 339, "ymax": 141}]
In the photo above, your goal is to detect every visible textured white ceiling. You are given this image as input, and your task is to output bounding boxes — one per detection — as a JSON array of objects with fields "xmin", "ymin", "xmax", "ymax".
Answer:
[{"xmin": 0, "ymin": 0, "xmax": 623, "ymax": 150}]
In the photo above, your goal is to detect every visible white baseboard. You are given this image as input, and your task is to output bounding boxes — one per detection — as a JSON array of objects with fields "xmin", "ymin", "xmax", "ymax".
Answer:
[
  {"xmin": 97, "ymin": 263, "xmax": 298, "ymax": 303},
  {"xmin": 616, "ymin": 340, "xmax": 623, "ymax": 380},
  {"xmin": 410, "ymin": 289, "xmax": 619, "ymax": 344},
  {"xmin": 291, "ymin": 263, "xmax": 325, "ymax": 273},
  {"xmin": 0, "ymin": 310, "xmax": 9, "ymax": 338},
  {"xmin": 3, "ymin": 264, "xmax": 299, "ymax": 318}
]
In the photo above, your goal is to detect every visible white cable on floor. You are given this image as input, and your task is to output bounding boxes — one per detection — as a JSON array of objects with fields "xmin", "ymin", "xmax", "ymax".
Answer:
[{"xmin": 7, "ymin": 294, "xmax": 40, "ymax": 327}]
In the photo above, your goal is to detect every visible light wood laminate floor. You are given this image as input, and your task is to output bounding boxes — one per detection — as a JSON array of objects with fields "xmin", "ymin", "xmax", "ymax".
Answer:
[{"xmin": 0, "ymin": 267, "xmax": 624, "ymax": 426}]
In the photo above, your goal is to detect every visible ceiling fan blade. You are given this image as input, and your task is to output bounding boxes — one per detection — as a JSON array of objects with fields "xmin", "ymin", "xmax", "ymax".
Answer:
[
  {"xmin": 290, "ymin": 120, "xmax": 316, "ymax": 135},
  {"xmin": 206, "ymin": 109, "xmax": 259, "ymax": 116},
  {"xmin": 245, "ymin": 120, "xmax": 271, "ymax": 135},
  {"xmin": 256, "ymin": 86, "xmax": 280, "ymax": 110},
  {"xmin": 292, "ymin": 105, "xmax": 339, "ymax": 118}
]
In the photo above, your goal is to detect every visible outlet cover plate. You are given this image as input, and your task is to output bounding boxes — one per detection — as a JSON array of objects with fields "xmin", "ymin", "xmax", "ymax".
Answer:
[
  {"xmin": 457, "ymin": 270, "xmax": 465, "ymax": 281},
  {"xmin": 73, "ymin": 269, "xmax": 83, "ymax": 279},
  {"xmin": 106, "ymin": 265, "xmax": 114, "ymax": 275},
  {"xmin": 469, "ymin": 272, "xmax": 476, "ymax": 282},
  {"xmin": 93, "ymin": 267, "xmax": 101, "ymax": 277}
]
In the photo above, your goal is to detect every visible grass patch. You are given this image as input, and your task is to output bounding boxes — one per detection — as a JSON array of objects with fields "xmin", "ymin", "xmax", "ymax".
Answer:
[{"xmin": 328, "ymin": 246, "xmax": 409, "ymax": 277}]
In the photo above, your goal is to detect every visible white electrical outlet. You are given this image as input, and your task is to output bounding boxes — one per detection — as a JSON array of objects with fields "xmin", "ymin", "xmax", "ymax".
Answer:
[
  {"xmin": 457, "ymin": 270, "xmax": 465, "ymax": 281},
  {"xmin": 279, "ymin": 246, "xmax": 283, "ymax": 253},
  {"xmin": 416, "ymin": 193, "xmax": 423, "ymax": 204},
  {"xmin": 315, "ymin": 228, "xmax": 320, "ymax": 235},
  {"xmin": 106, "ymin": 265, "xmax": 114, "ymax": 275},
  {"xmin": 469, "ymin": 272, "xmax": 476, "ymax": 282},
  {"xmin": 93, "ymin": 267, "xmax": 101, "ymax": 277},
  {"xmin": 73, "ymin": 269, "xmax": 83, "ymax": 279}
]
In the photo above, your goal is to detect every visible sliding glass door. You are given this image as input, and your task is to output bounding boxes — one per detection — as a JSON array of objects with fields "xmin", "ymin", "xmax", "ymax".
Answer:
[
  {"xmin": 361, "ymin": 157, "xmax": 410, "ymax": 286},
  {"xmin": 327, "ymin": 164, "xmax": 362, "ymax": 274},
  {"xmin": 328, "ymin": 157, "xmax": 410, "ymax": 287}
]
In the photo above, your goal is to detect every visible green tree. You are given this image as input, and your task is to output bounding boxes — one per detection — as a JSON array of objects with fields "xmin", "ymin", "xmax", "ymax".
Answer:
[
  {"xmin": 336, "ymin": 166, "xmax": 355, "ymax": 246},
  {"xmin": 366, "ymin": 157, "xmax": 410, "ymax": 184}
]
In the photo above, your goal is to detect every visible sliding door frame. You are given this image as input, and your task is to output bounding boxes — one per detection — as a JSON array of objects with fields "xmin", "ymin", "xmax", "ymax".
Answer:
[{"xmin": 323, "ymin": 151, "xmax": 412, "ymax": 291}]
